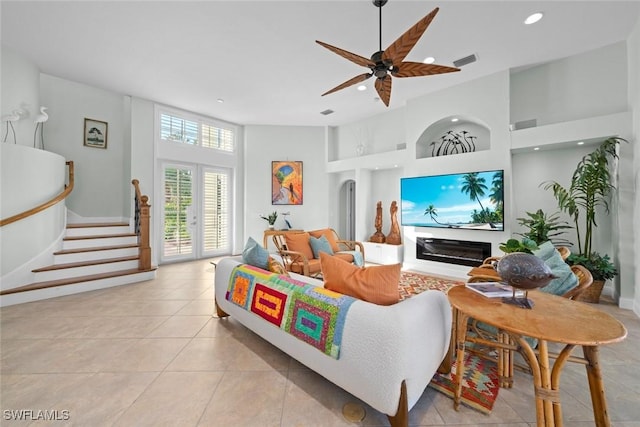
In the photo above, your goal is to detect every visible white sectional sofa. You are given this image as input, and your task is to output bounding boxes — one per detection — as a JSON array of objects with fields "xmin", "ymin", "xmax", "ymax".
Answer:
[{"xmin": 214, "ymin": 256, "xmax": 452, "ymax": 427}]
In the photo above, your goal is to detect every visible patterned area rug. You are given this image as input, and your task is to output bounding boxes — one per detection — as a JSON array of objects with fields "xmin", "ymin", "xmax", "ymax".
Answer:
[
  {"xmin": 429, "ymin": 353, "xmax": 500, "ymax": 415},
  {"xmin": 396, "ymin": 270, "xmax": 499, "ymax": 414},
  {"xmin": 398, "ymin": 270, "xmax": 463, "ymax": 300}
]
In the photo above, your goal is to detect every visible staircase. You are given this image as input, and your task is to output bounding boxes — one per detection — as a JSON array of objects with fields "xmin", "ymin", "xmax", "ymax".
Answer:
[{"xmin": 0, "ymin": 222, "xmax": 156, "ymax": 306}]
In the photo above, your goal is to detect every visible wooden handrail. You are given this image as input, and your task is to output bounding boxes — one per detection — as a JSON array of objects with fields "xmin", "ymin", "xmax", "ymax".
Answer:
[
  {"xmin": 132, "ymin": 179, "xmax": 151, "ymax": 270},
  {"xmin": 0, "ymin": 161, "xmax": 74, "ymax": 227}
]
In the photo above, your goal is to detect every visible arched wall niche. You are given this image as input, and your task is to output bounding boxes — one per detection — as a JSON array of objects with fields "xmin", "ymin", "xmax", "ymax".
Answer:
[{"xmin": 416, "ymin": 115, "xmax": 491, "ymax": 159}]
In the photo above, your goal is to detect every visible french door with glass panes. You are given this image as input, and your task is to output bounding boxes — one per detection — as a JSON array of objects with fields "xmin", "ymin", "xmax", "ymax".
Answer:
[{"xmin": 161, "ymin": 163, "xmax": 231, "ymax": 262}]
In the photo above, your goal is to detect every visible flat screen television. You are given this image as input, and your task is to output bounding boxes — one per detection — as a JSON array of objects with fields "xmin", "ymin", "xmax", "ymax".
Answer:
[{"xmin": 400, "ymin": 169, "xmax": 504, "ymax": 231}]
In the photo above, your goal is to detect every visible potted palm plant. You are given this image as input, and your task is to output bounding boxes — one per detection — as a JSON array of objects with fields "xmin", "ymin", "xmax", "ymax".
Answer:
[{"xmin": 541, "ymin": 136, "xmax": 627, "ymax": 302}]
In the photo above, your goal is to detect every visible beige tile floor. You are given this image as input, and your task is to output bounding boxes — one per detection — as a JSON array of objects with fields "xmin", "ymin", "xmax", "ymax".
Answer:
[{"xmin": 1, "ymin": 258, "xmax": 639, "ymax": 426}]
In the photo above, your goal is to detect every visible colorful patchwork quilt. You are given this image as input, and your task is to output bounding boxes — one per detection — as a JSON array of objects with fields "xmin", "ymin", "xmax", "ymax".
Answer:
[{"xmin": 226, "ymin": 264, "xmax": 356, "ymax": 359}]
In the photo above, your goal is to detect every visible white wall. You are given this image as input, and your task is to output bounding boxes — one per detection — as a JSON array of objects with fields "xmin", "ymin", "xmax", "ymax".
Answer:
[
  {"xmin": 40, "ymin": 74, "xmax": 127, "ymax": 218},
  {"xmin": 510, "ymin": 42, "xmax": 628, "ymax": 126},
  {"xmin": 0, "ymin": 144, "xmax": 66, "ymax": 280},
  {"xmin": 1, "ymin": 45, "xmax": 40, "ymax": 146},
  {"xmin": 244, "ymin": 125, "xmax": 327, "ymax": 250},
  {"xmin": 331, "ymin": 107, "xmax": 406, "ymax": 161},
  {"xmin": 628, "ymin": 18, "xmax": 640, "ymax": 315}
]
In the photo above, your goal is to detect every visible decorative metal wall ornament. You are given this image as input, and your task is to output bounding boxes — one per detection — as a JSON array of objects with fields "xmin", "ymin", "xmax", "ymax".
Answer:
[{"xmin": 430, "ymin": 130, "xmax": 477, "ymax": 157}]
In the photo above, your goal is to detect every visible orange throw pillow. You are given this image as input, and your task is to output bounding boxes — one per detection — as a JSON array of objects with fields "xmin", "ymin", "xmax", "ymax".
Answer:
[
  {"xmin": 284, "ymin": 232, "xmax": 314, "ymax": 260},
  {"xmin": 320, "ymin": 252, "xmax": 400, "ymax": 305},
  {"xmin": 309, "ymin": 229, "xmax": 340, "ymax": 253},
  {"xmin": 267, "ymin": 256, "xmax": 289, "ymax": 276}
]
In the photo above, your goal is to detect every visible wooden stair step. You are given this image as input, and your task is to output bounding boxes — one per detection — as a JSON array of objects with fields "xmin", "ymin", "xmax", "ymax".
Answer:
[
  {"xmin": 66, "ymin": 222, "xmax": 129, "ymax": 228},
  {"xmin": 32, "ymin": 256, "xmax": 140, "ymax": 272},
  {"xmin": 0, "ymin": 268, "xmax": 157, "ymax": 296},
  {"xmin": 54, "ymin": 244, "xmax": 139, "ymax": 255},
  {"xmin": 63, "ymin": 233, "xmax": 136, "ymax": 241}
]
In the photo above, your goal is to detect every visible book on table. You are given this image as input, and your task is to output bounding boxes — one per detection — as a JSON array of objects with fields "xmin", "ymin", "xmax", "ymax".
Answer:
[{"xmin": 466, "ymin": 282, "xmax": 525, "ymax": 298}]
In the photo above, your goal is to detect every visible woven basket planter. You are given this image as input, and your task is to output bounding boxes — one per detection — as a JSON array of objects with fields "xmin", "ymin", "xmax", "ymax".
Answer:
[{"xmin": 576, "ymin": 279, "xmax": 605, "ymax": 304}]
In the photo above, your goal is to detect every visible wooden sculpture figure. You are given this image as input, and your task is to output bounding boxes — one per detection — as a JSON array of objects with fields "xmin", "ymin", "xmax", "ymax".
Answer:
[
  {"xmin": 386, "ymin": 201, "xmax": 402, "ymax": 245},
  {"xmin": 369, "ymin": 201, "xmax": 386, "ymax": 243}
]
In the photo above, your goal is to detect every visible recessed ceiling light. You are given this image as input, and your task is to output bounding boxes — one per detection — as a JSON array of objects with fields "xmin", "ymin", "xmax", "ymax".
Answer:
[
  {"xmin": 524, "ymin": 12, "xmax": 543, "ymax": 25},
  {"xmin": 451, "ymin": 118, "xmax": 459, "ymax": 122},
  {"xmin": 217, "ymin": 98, "xmax": 224, "ymax": 103},
  {"xmin": 423, "ymin": 56, "xmax": 435, "ymax": 64},
  {"xmin": 577, "ymin": 141, "xmax": 585, "ymax": 145},
  {"xmin": 357, "ymin": 85, "xmax": 367, "ymax": 91},
  {"xmin": 534, "ymin": 147, "xmax": 540, "ymax": 151}
]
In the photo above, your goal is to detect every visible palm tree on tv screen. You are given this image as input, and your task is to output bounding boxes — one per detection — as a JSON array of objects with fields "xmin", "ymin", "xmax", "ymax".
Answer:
[
  {"xmin": 461, "ymin": 172, "xmax": 488, "ymax": 213},
  {"xmin": 489, "ymin": 170, "xmax": 504, "ymax": 219},
  {"xmin": 424, "ymin": 204, "xmax": 445, "ymax": 225}
]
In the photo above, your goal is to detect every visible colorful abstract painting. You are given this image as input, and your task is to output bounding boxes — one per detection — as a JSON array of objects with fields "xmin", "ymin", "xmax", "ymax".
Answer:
[{"xmin": 272, "ymin": 161, "xmax": 303, "ymax": 205}]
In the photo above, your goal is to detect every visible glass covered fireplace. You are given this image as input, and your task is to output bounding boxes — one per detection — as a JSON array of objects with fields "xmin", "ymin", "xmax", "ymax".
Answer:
[{"xmin": 416, "ymin": 237, "xmax": 491, "ymax": 267}]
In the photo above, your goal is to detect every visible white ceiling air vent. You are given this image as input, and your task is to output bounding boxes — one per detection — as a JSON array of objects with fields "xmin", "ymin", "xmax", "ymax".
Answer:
[
  {"xmin": 453, "ymin": 53, "xmax": 478, "ymax": 68},
  {"xmin": 320, "ymin": 109, "xmax": 334, "ymax": 115}
]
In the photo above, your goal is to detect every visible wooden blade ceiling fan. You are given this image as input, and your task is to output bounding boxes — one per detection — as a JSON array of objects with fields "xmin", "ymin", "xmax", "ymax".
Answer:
[{"xmin": 316, "ymin": 1, "xmax": 460, "ymax": 107}]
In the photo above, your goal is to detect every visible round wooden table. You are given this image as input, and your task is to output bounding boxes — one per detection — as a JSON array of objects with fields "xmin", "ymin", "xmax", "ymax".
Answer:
[{"xmin": 448, "ymin": 285, "xmax": 627, "ymax": 427}]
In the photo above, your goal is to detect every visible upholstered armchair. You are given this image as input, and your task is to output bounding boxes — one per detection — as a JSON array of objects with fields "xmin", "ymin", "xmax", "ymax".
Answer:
[{"xmin": 272, "ymin": 228, "xmax": 364, "ymax": 277}]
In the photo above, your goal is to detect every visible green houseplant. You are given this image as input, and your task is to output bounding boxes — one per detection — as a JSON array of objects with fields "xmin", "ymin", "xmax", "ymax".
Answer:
[
  {"xmin": 541, "ymin": 136, "xmax": 627, "ymax": 302},
  {"xmin": 515, "ymin": 209, "xmax": 572, "ymax": 246},
  {"xmin": 499, "ymin": 237, "xmax": 539, "ymax": 254},
  {"xmin": 260, "ymin": 211, "xmax": 278, "ymax": 229}
]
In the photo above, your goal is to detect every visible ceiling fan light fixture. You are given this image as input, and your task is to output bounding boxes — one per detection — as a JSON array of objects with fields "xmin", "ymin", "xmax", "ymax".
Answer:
[
  {"xmin": 524, "ymin": 12, "xmax": 544, "ymax": 25},
  {"xmin": 316, "ymin": 4, "xmax": 461, "ymax": 107}
]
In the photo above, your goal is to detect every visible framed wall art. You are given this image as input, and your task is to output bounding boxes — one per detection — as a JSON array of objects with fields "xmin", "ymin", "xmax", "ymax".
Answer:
[
  {"xmin": 272, "ymin": 160, "xmax": 303, "ymax": 205},
  {"xmin": 83, "ymin": 118, "xmax": 108, "ymax": 149}
]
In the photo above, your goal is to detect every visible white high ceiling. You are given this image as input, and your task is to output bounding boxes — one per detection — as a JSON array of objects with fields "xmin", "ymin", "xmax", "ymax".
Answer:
[{"xmin": 2, "ymin": 1, "xmax": 639, "ymax": 126}]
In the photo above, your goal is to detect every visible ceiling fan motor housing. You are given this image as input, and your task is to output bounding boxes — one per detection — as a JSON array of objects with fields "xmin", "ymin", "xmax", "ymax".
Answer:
[{"xmin": 370, "ymin": 51, "xmax": 393, "ymax": 77}]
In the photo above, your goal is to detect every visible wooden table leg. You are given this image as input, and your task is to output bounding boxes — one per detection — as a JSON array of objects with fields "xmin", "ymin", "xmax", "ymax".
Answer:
[
  {"xmin": 453, "ymin": 308, "xmax": 469, "ymax": 411},
  {"xmin": 583, "ymin": 346, "xmax": 611, "ymax": 427},
  {"xmin": 438, "ymin": 307, "xmax": 455, "ymax": 374},
  {"xmin": 551, "ymin": 344, "xmax": 576, "ymax": 425},
  {"xmin": 514, "ymin": 335, "xmax": 547, "ymax": 427},
  {"xmin": 537, "ymin": 340, "xmax": 556, "ymax": 426}
]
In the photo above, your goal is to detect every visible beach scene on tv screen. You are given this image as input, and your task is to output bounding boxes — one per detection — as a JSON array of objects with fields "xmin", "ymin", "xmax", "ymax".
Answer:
[{"xmin": 401, "ymin": 170, "xmax": 504, "ymax": 230}]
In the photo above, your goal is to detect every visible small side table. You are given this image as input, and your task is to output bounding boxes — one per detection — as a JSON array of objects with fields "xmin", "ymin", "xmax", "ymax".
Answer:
[{"xmin": 448, "ymin": 285, "xmax": 627, "ymax": 427}]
